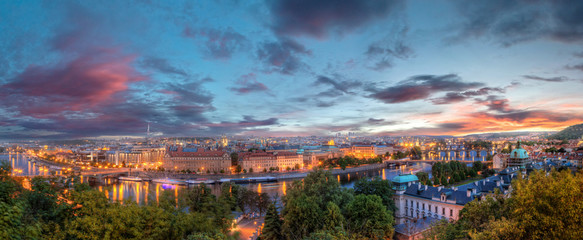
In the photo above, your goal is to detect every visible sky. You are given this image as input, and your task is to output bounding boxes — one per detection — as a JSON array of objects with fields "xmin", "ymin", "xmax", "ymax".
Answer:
[{"xmin": 1, "ymin": 0, "xmax": 583, "ymax": 139}]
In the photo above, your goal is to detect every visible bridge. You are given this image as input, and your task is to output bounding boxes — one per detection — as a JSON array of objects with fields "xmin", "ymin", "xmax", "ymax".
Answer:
[
  {"xmin": 383, "ymin": 158, "xmax": 492, "ymax": 165},
  {"xmin": 79, "ymin": 168, "xmax": 141, "ymax": 182}
]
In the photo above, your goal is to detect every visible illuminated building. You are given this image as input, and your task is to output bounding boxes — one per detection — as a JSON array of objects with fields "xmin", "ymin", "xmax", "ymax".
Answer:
[
  {"xmin": 106, "ymin": 147, "xmax": 165, "ymax": 166},
  {"xmin": 239, "ymin": 151, "xmax": 303, "ymax": 172},
  {"xmin": 163, "ymin": 146, "xmax": 230, "ymax": 173},
  {"xmin": 220, "ymin": 135, "xmax": 229, "ymax": 147},
  {"xmin": 340, "ymin": 145, "xmax": 393, "ymax": 159}
]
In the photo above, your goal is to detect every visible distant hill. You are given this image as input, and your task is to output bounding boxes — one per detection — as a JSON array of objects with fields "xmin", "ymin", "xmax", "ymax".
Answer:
[
  {"xmin": 548, "ymin": 123, "xmax": 583, "ymax": 140},
  {"xmin": 464, "ymin": 131, "xmax": 555, "ymax": 139}
]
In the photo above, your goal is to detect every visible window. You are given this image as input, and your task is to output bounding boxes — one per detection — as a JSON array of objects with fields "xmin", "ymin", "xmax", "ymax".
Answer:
[
  {"xmin": 450, "ymin": 209, "xmax": 453, "ymax": 217},
  {"xmin": 435, "ymin": 206, "xmax": 438, "ymax": 213},
  {"xmin": 405, "ymin": 201, "xmax": 408, "ymax": 207},
  {"xmin": 422, "ymin": 203, "xmax": 425, "ymax": 210},
  {"xmin": 416, "ymin": 202, "xmax": 419, "ymax": 209},
  {"xmin": 442, "ymin": 208, "xmax": 445, "ymax": 215}
]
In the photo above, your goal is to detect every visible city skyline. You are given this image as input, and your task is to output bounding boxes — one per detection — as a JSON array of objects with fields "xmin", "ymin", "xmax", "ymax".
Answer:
[{"xmin": 1, "ymin": 0, "xmax": 583, "ymax": 139}]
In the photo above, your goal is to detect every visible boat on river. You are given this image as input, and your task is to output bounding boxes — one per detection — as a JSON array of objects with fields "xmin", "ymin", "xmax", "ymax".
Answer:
[
  {"xmin": 152, "ymin": 178, "xmax": 187, "ymax": 185},
  {"xmin": 119, "ymin": 176, "xmax": 143, "ymax": 182},
  {"xmin": 228, "ymin": 176, "xmax": 277, "ymax": 184},
  {"xmin": 185, "ymin": 178, "xmax": 215, "ymax": 185}
]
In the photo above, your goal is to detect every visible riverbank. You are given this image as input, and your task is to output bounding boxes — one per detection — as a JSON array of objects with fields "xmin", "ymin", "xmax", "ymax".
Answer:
[{"xmin": 136, "ymin": 162, "xmax": 391, "ymax": 181}]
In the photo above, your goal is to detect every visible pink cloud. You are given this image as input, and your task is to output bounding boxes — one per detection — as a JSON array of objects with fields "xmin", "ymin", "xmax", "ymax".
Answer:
[{"xmin": 2, "ymin": 48, "xmax": 144, "ymax": 117}]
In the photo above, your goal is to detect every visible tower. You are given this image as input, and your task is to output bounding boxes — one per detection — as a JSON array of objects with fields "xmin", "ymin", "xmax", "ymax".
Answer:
[{"xmin": 146, "ymin": 123, "xmax": 151, "ymax": 145}]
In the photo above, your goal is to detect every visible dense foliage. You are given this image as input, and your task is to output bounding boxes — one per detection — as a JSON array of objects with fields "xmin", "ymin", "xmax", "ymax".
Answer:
[
  {"xmin": 424, "ymin": 169, "xmax": 583, "ymax": 240},
  {"xmin": 261, "ymin": 170, "xmax": 395, "ymax": 240},
  {"xmin": 391, "ymin": 146, "xmax": 422, "ymax": 160},
  {"xmin": 321, "ymin": 156, "xmax": 383, "ymax": 170},
  {"xmin": 0, "ymin": 161, "xmax": 244, "ymax": 240},
  {"xmin": 463, "ymin": 140, "xmax": 492, "ymax": 150},
  {"xmin": 431, "ymin": 161, "xmax": 493, "ymax": 186}
]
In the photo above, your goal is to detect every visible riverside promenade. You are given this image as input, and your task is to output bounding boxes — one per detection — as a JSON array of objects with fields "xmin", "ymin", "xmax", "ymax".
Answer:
[{"xmin": 136, "ymin": 162, "xmax": 390, "ymax": 181}]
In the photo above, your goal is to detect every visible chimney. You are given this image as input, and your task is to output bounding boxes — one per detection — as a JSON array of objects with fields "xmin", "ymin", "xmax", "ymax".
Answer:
[
  {"xmin": 438, "ymin": 186, "xmax": 443, "ymax": 192},
  {"xmin": 472, "ymin": 188, "xmax": 477, "ymax": 195},
  {"xmin": 425, "ymin": 185, "xmax": 428, "ymax": 190},
  {"xmin": 495, "ymin": 180, "xmax": 500, "ymax": 187},
  {"xmin": 467, "ymin": 189, "xmax": 472, "ymax": 197},
  {"xmin": 408, "ymin": 182, "xmax": 411, "ymax": 187},
  {"xmin": 501, "ymin": 179, "xmax": 504, "ymax": 185},
  {"xmin": 418, "ymin": 184, "xmax": 422, "ymax": 190},
  {"xmin": 474, "ymin": 181, "xmax": 478, "ymax": 186}
]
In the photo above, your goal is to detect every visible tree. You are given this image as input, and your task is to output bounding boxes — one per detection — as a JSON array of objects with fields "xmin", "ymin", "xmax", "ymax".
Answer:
[
  {"xmin": 459, "ymin": 193, "xmax": 508, "ymax": 232},
  {"xmin": 230, "ymin": 152, "xmax": 238, "ymax": 166},
  {"xmin": 235, "ymin": 165, "xmax": 242, "ymax": 174},
  {"xmin": 353, "ymin": 177, "xmax": 395, "ymax": 212},
  {"xmin": 323, "ymin": 202, "xmax": 344, "ymax": 231},
  {"xmin": 184, "ymin": 184, "xmax": 215, "ymax": 213},
  {"xmin": 282, "ymin": 194, "xmax": 323, "ymax": 239},
  {"xmin": 415, "ymin": 172, "xmax": 429, "ymax": 184},
  {"xmin": 472, "ymin": 161, "xmax": 484, "ymax": 172},
  {"xmin": 426, "ymin": 178, "xmax": 433, "ymax": 186},
  {"xmin": 508, "ymin": 170, "xmax": 583, "ymax": 239},
  {"xmin": 344, "ymin": 195, "xmax": 394, "ymax": 239},
  {"xmin": 261, "ymin": 203, "xmax": 283, "ymax": 240},
  {"xmin": 256, "ymin": 193, "xmax": 270, "ymax": 216},
  {"xmin": 440, "ymin": 175, "xmax": 448, "ymax": 186},
  {"xmin": 282, "ymin": 170, "xmax": 354, "ymax": 239},
  {"xmin": 422, "ymin": 219, "xmax": 467, "ymax": 240}
]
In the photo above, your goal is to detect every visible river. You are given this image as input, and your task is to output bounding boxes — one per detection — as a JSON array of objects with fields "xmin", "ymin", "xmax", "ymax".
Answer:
[{"xmin": 1, "ymin": 153, "xmax": 432, "ymax": 204}]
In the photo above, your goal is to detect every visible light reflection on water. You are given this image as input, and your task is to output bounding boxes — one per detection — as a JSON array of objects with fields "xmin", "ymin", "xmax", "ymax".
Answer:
[
  {"xmin": 1, "ymin": 153, "xmax": 50, "ymax": 176},
  {"xmin": 88, "ymin": 163, "xmax": 432, "ymax": 204}
]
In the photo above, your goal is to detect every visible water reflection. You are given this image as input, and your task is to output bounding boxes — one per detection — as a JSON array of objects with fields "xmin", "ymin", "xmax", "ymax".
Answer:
[
  {"xmin": 1, "ymin": 153, "xmax": 431, "ymax": 205},
  {"xmin": 85, "ymin": 163, "xmax": 432, "ymax": 205},
  {"xmin": 2, "ymin": 152, "xmax": 51, "ymax": 176}
]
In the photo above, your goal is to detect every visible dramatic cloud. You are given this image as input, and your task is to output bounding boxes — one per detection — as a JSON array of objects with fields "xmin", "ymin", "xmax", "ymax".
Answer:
[
  {"xmin": 203, "ymin": 116, "xmax": 279, "ymax": 134},
  {"xmin": 431, "ymin": 87, "xmax": 505, "ymax": 104},
  {"xmin": 0, "ymin": 48, "xmax": 143, "ymax": 117},
  {"xmin": 140, "ymin": 57, "xmax": 188, "ymax": 76},
  {"xmin": 314, "ymin": 75, "xmax": 362, "ymax": 94},
  {"xmin": 268, "ymin": 0, "xmax": 404, "ymax": 38},
  {"xmin": 229, "ymin": 73, "xmax": 269, "ymax": 94},
  {"xmin": 566, "ymin": 64, "xmax": 583, "ymax": 72},
  {"xmin": 476, "ymin": 96, "xmax": 511, "ymax": 112},
  {"xmin": 523, "ymin": 75, "xmax": 570, "ymax": 82},
  {"xmin": 365, "ymin": 26, "xmax": 413, "ymax": 71},
  {"xmin": 256, "ymin": 38, "xmax": 311, "ymax": 74},
  {"xmin": 183, "ymin": 27, "xmax": 249, "ymax": 60},
  {"xmin": 369, "ymin": 74, "xmax": 484, "ymax": 104},
  {"xmin": 452, "ymin": 0, "xmax": 583, "ymax": 46},
  {"xmin": 163, "ymin": 80, "xmax": 214, "ymax": 105}
]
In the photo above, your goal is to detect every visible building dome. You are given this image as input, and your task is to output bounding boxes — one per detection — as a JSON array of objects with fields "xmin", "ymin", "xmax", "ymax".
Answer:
[
  {"xmin": 510, "ymin": 141, "xmax": 528, "ymax": 159},
  {"xmin": 391, "ymin": 174, "xmax": 419, "ymax": 184}
]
